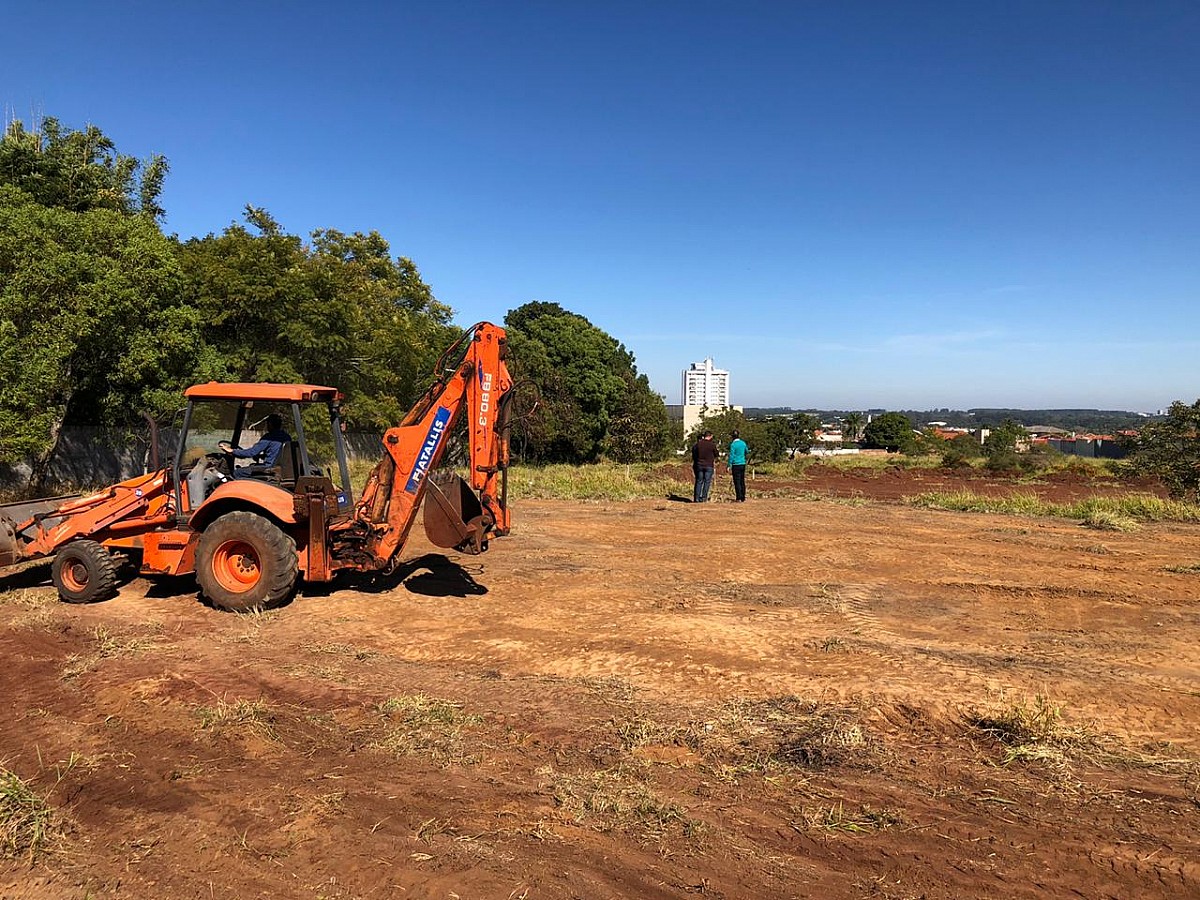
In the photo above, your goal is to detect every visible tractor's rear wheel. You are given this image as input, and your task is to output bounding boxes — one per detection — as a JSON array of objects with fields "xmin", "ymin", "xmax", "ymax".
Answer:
[
  {"xmin": 195, "ymin": 512, "xmax": 298, "ymax": 612},
  {"xmin": 51, "ymin": 540, "xmax": 119, "ymax": 604}
]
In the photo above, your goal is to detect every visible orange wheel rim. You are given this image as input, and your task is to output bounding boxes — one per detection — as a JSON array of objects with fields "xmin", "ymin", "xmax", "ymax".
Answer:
[
  {"xmin": 211, "ymin": 540, "xmax": 262, "ymax": 593},
  {"xmin": 63, "ymin": 561, "xmax": 89, "ymax": 593}
]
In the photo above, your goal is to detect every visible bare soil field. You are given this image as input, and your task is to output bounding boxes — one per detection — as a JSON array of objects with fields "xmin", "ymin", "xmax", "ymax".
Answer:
[{"xmin": 3, "ymin": 469, "xmax": 1200, "ymax": 899}]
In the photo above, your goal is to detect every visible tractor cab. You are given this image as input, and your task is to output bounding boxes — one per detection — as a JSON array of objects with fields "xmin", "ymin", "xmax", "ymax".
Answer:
[{"xmin": 173, "ymin": 383, "xmax": 354, "ymax": 517}]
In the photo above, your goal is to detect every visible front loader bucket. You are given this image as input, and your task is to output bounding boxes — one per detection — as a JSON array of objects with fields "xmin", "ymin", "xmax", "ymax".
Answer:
[
  {"xmin": 0, "ymin": 513, "xmax": 20, "ymax": 569},
  {"xmin": 0, "ymin": 495, "xmax": 78, "ymax": 569},
  {"xmin": 422, "ymin": 470, "xmax": 488, "ymax": 554}
]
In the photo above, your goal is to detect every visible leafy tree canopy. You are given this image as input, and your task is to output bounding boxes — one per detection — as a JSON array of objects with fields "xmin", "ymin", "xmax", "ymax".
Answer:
[
  {"xmin": 504, "ymin": 302, "xmax": 672, "ymax": 462},
  {"xmin": 860, "ymin": 412, "xmax": 916, "ymax": 453},
  {"xmin": 0, "ymin": 184, "xmax": 194, "ymax": 477},
  {"xmin": 982, "ymin": 419, "xmax": 1029, "ymax": 458},
  {"xmin": 0, "ymin": 117, "xmax": 167, "ymax": 218},
  {"xmin": 688, "ymin": 410, "xmax": 818, "ymax": 463},
  {"xmin": 178, "ymin": 208, "xmax": 455, "ymax": 430},
  {"xmin": 1124, "ymin": 400, "xmax": 1200, "ymax": 501}
]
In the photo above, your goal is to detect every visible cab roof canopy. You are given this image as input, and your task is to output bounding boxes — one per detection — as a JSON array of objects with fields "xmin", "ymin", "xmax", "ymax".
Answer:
[{"xmin": 184, "ymin": 382, "xmax": 342, "ymax": 403}]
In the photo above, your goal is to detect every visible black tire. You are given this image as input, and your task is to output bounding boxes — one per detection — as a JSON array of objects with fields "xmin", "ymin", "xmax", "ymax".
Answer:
[
  {"xmin": 195, "ymin": 511, "xmax": 298, "ymax": 612},
  {"xmin": 51, "ymin": 540, "xmax": 119, "ymax": 604}
]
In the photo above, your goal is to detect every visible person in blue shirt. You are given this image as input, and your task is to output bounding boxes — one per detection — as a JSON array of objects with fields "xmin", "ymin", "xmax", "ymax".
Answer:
[
  {"xmin": 223, "ymin": 413, "xmax": 292, "ymax": 479},
  {"xmin": 728, "ymin": 430, "xmax": 749, "ymax": 502}
]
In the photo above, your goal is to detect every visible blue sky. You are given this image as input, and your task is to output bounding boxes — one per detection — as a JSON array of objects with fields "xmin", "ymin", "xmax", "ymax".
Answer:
[{"xmin": 3, "ymin": 1, "xmax": 1197, "ymax": 410}]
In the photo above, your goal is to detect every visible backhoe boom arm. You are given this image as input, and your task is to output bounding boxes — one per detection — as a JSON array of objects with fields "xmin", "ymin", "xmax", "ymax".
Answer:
[{"xmin": 347, "ymin": 322, "xmax": 512, "ymax": 568}]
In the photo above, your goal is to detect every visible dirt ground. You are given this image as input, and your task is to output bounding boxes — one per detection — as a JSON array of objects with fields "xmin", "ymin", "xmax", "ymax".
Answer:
[{"xmin": 3, "ymin": 468, "xmax": 1200, "ymax": 899}]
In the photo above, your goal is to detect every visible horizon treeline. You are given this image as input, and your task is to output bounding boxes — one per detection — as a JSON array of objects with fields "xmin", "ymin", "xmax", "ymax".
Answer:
[{"xmin": 745, "ymin": 408, "xmax": 1156, "ymax": 433}]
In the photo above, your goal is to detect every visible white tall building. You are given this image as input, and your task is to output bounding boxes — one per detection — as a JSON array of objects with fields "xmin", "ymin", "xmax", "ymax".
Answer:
[{"xmin": 681, "ymin": 357, "xmax": 730, "ymax": 408}]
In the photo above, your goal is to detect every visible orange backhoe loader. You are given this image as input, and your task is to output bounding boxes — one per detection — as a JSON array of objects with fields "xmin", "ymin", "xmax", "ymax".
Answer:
[{"xmin": 0, "ymin": 322, "xmax": 513, "ymax": 611}]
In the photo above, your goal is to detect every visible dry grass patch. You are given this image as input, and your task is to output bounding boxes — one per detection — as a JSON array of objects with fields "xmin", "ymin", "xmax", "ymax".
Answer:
[
  {"xmin": 910, "ymin": 490, "xmax": 1200, "ymax": 525},
  {"xmin": 62, "ymin": 624, "xmax": 161, "ymax": 680},
  {"xmin": 1164, "ymin": 562, "xmax": 1200, "ymax": 575},
  {"xmin": 195, "ymin": 698, "xmax": 278, "ymax": 741},
  {"xmin": 541, "ymin": 764, "xmax": 700, "ymax": 841},
  {"xmin": 0, "ymin": 587, "xmax": 55, "ymax": 609},
  {"xmin": 612, "ymin": 695, "xmax": 878, "ymax": 779},
  {"xmin": 303, "ymin": 641, "xmax": 377, "ymax": 661},
  {"xmin": 508, "ymin": 463, "xmax": 690, "ymax": 501},
  {"xmin": 0, "ymin": 767, "xmax": 54, "ymax": 859},
  {"xmin": 964, "ymin": 695, "xmax": 1097, "ymax": 767},
  {"xmin": 370, "ymin": 695, "xmax": 483, "ymax": 764},
  {"xmin": 792, "ymin": 801, "xmax": 904, "ymax": 834},
  {"xmin": 967, "ymin": 696, "xmax": 1200, "ymax": 783}
]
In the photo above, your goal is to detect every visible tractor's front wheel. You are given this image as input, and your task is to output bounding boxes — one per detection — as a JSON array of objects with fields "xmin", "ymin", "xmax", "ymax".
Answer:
[
  {"xmin": 196, "ymin": 512, "xmax": 298, "ymax": 612},
  {"xmin": 51, "ymin": 540, "xmax": 119, "ymax": 604}
]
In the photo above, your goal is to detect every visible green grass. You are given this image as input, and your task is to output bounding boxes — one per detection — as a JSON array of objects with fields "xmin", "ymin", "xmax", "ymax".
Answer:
[
  {"xmin": 907, "ymin": 490, "xmax": 1200, "ymax": 525},
  {"xmin": 0, "ymin": 767, "xmax": 53, "ymax": 859},
  {"xmin": 507, "ymin": 463, "xmax": 690, "ymax": 501}
]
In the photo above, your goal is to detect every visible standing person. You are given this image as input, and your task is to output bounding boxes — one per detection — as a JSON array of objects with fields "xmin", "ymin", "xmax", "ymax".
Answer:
[
  {"xmin": 728, "ymin": 430, "xmax": 749, "ymax": 502},
  {"xmin": 693, "ymin": 430, "xmax": 717, "ymax": 502}
]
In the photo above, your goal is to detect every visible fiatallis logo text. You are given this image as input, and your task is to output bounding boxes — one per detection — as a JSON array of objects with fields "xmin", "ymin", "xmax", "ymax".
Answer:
[{"xmin": 404, "ymin": 406, "xmax": 452, "ymax": 493}]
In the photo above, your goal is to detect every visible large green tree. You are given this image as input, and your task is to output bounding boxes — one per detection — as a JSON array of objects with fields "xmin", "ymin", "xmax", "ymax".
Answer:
[
  {"xmin": 861, "ymin": 412, "xmax": 917, "ymax": 452},
  {"xmin": 0, "ymin": 184, "xmax": 196, "ymax": 483},
  {"xmin": 1124, "ymin": 400, "xmax": 1200, "ymax": 500},
  {"xmin": 504, "ymin": 302, "xmax": 672, "ymax": 462},
  {"xmin": 0, "ymin": 117, "xmax": 167, "ymax": 218},
  {"xmin": 0, "ymin": 115, "xmax": 460, "ymax": 490},
  {"xmin": 177, "ymin": 209, "xmax": 455, "ymax": 430}
]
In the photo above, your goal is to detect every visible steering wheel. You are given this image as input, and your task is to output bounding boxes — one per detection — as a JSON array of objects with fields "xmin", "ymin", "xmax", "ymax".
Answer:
[{"xmin": 217, "ymin": 440, "xmax": 233, "ymax": 453}]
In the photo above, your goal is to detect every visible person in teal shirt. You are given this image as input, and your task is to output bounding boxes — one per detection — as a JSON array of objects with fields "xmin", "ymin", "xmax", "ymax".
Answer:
[{"xmin": 728, "ymin": 431, "xmax": 749, "ymax": 502}]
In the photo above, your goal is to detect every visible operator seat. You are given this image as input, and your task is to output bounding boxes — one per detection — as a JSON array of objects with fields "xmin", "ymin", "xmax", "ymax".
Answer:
[{"xmin": 274, "ymin": 441, "xmax": 300, "ymax": 489}]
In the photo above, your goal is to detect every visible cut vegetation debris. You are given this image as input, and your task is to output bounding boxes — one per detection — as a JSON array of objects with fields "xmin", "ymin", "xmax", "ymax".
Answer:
[
  {"xmin": 964, "ymin": 695, "xmax": 1098, "ymax": 766},
  {"xmin": 612, "ymin": 696, "xmax": 876, "ymax": 777},
  {"xmin": 542, "ymin": 765, "xmax": 699, "ymax": 840}
]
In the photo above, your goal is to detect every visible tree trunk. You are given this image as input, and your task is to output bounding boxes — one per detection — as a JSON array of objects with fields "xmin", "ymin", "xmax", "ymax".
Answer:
[{"xmin": 30, "ymin": 410, "xmax": 66, "ymax": 494}]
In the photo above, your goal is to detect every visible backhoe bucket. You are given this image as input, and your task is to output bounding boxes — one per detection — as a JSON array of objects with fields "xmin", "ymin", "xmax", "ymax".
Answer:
[{"xmin": 422, "ymin": 470, "xmax": 488, "ymax": 554}]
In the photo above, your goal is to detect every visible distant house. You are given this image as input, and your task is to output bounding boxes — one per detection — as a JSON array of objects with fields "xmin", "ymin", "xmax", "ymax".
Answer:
[
  {"xmin": 1027, "ymin": 425, "xmax": 1071, "ymax": 438},
  {"xmin": 1043, "ymin": 434, "xmax": 1127, "ymax": 459}
]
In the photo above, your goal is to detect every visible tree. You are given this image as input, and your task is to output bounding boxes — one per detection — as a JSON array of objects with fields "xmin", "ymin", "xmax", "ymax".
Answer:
[
  {"xmin": 842, "ymin": 411, "xmax": 864, "ymax": 444},
  {"xmin": 177, "ymin": 209, "xmax": 455, "ymax": 431},
  {"xmin": 606, "ymin": 372, "xmax": 676, "ymax": 463},
  {"xmin": 687, "ymin": 411, "xmax": 815, "ymax": 463},
  {"xmin": 982, "ymin": 419, "xmax": 1028, "ymax": 458},
  {"xmin": 504, "ymin": 302, "xmax": 672, "ymax": 462},
  {"xmin": 860, "ymin": 412, "xmax": 916, "ymax": 452},
  {"xmin": 0, "ymin": 117, "xmax": 167, "ymax": 219},
  {"xmin": 1124, "ymin": 400, "xmax": 1200, "ymax": 500},
  {"xmin": 0, "ymin": 184, "xmax": 193, "ymax": 484},
  {"xmin": 941, "ymin": 433, "xmax": 984, "ymax": 468},
  {"xmin": 776, "ymin": 413, "xmax": 820, "ymax": 457}
]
